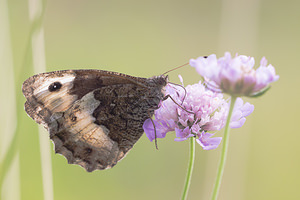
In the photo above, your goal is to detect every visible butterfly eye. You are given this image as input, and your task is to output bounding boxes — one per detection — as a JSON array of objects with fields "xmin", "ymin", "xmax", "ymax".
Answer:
[{"xmin": 48, "ymin": 81, "xmax": 62, "ymax": 92}]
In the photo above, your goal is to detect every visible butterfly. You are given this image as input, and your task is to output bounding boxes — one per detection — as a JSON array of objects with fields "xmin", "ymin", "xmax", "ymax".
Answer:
[{"xmin": 22, "ymin": 69, "xmax": 168, "ymax": 172}]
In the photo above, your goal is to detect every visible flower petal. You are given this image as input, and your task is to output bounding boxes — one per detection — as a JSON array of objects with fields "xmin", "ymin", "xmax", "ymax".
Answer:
[
  {"xmin": 196, "ymin": 132, "xmax": 222, "ymax": 150},
  {"xmin": 143, "ymin": 119, "xmax": 174, "ymax": 142},
  {"xmin": 230, "ymin": 98, "xmax": 254, "ymax": 128}
]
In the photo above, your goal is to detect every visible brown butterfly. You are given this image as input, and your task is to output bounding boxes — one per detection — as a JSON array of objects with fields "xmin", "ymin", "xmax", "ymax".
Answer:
[{"xmin": 22, "ymin": 69, "xmax": 168, "ymax": 172}]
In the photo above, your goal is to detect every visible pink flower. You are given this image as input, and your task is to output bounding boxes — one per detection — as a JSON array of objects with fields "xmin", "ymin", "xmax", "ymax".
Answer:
[
  {"xmin": 190, "ymin": 52, "xmax": 279, "ymax": 97},
  {"xmin": 143, "ymin": 79, "xmax": 254, "ymax": 150}
]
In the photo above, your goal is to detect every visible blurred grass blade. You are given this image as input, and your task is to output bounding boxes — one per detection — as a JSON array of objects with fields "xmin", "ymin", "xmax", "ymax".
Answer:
[
  {"xmin": 28, "ymin": 0, "xmax": 54, "ymax": 200},
  {"xmin": 0, "ymin": 0, "xmax": 21, "ymax": 199},
  {"xmin": 211, "ymin": 0, "xmax": 260, "ymax": 198}
]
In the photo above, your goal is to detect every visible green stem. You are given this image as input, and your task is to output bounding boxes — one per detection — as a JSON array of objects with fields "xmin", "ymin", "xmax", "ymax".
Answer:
[
  {"xmin": 181, "ymin": 136, "xmax": 196, "ymax": 200},
  {"xmin": 0, "ymin": 0, "xmax": 48, "ymax": 196},
  {"xmin": 0, "ymin": 54, "xmax": 26, "ymax": 200},
  {"xmin": 211, "ymin": 96, "xmax": 237, "ymax": 200}
]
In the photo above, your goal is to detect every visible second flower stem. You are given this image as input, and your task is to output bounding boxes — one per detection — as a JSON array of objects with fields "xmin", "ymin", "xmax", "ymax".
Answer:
[
  {"xmin": 211, "ymin": 96, "xmax": 237, "ymax": 200},
  {"xmin": 181, "ymin": 136, "xmax": 196, "ymax": 200}
]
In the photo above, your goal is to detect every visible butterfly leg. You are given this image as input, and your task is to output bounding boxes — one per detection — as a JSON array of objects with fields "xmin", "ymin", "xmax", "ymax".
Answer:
[
  {"xmin": 147, "ymin": 109, "xmax": 159, "ymax": 150},
  {"xmin": 162, "ymin": 95, "xmax": 194, "ymax": 114}
]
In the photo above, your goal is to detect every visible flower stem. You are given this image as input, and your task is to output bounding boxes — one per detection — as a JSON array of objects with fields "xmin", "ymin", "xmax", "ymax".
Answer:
[
  {"xmin": 211, "ymin": 96, "xmax": 237, "ymax": 200},
  {"xmin": 181, "ymin": 136, "xmax": 196, "ymax": 200}
]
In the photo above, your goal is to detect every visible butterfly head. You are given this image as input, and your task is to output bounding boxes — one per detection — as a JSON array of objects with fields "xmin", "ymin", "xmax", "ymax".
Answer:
[{"xmin": 151, "ymin": 75, "xmax": 168, "ymax": 87}]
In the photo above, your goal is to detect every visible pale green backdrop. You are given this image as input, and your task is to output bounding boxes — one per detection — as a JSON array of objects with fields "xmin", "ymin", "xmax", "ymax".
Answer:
[{"xmin": 1, "ymin": 0, "xmax": 298, "ymax": 199}]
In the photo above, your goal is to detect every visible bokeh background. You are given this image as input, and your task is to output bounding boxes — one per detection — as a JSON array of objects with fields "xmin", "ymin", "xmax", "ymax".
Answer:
[{"xmin": 1, "ymin": 0, "xmax": 298, "ymax": 199}]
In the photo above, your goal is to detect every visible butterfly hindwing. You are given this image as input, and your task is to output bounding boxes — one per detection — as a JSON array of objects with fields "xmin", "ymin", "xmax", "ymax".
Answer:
[{"xmin": 49, "ymin": 90, "xmax": 122, "ymax": 171}]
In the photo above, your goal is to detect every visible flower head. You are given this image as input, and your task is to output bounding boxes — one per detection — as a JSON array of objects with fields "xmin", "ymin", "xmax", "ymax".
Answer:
[
  {"xmin": 189, "ymin": 52, "xmax": 279, "ymax": 97},
  {"xmin": 143, "ymin": 79, "xmax": 254, "ymax": 150}
]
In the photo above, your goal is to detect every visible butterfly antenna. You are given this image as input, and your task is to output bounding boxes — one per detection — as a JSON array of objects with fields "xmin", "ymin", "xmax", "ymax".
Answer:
[
  {"xmin": 162, "ymin": 56, "xmax": 208, "ymax": 76},
  {"xmin": 162, "ymin": 62, "xmax": 189, "ymax": 76}
]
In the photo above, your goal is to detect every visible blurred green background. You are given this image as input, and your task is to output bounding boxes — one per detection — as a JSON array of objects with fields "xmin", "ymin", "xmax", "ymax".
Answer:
[{"xmin": 0, "ymin": 0, "xmax": 298, "ymax": 199}]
